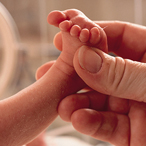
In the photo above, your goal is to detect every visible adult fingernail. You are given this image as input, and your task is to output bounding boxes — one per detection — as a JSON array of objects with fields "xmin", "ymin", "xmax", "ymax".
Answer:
[{"xmin": 78, "ymin": 46, "xmax": 102, "ymax": 73}]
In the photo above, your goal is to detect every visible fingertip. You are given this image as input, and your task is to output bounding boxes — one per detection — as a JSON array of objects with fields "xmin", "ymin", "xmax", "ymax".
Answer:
[
  {"xmin": 78, "ymin": 46, "xmax": 102, "ymax": 73},
  {"xmin": 35, "ymin": 65, "xmax": 46, "ymax": 80},
  {"xmin": 71, "ymin": 109, "xmax": 101, "ymax": 136},
  {"xmin": 58, "ymin": 94, "xmax": 89, "ymax": 122},
  {"xmin": 58, "ymin": 97, "xmax": 72, "ymax": 122},
  {"xmin": 35, "ymin": 67, "xmax": 41, "ymax": 80},
  {"xmin": 35, "ymin": 61, "xmax": 55, "ymax": 80},
  {"xmin": 53, "ymin": 32, "xmax": 62, "ymax": 51}
]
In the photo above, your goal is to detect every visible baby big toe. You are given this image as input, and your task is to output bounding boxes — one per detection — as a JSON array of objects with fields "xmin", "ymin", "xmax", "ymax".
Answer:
[{"xmin": 48, "ymin": 10, "xmax": 66, "ymax": 27}]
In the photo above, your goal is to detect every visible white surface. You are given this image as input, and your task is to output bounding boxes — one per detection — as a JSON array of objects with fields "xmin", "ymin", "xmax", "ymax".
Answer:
[{"xmin": 45, "ymin": 136, "xmax": 90, "ymax": 146}]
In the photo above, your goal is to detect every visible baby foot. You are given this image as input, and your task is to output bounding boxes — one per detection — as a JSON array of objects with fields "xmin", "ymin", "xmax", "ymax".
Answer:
[{"xmin": 48, "ymin": 9, "xmax": 108, "ymax": 67}]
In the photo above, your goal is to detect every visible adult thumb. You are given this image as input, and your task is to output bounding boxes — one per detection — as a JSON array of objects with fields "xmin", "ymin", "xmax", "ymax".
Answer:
[{"xmin": 73, "ymin": 45, "xmax": 146, "ymax": 102}]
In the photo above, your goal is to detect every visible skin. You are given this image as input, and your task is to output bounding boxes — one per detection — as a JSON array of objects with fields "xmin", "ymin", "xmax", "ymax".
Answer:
[
  {"xmin": 0, "ymin": 9, "xmax": 105, "ymax": 146},
  {"xmin": 0, "ymin": 57, "xmax": 83, "ymax": 146},
  {"xmin": 47, "ymin": 9, "xmax": 108, "ymax": 67},
  {"xmin": 27, "ymin": 9, "xmax": 108, "ymax": 146},
  {"xmin": 26, "ymin": 132, "xmax": 46, "ymax": 146},
  {"xmin": 37, "ymin": 21, "xmax": 146, "ymax": 146}
]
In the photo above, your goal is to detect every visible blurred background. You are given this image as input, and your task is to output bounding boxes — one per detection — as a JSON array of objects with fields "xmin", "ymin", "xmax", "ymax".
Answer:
[{"xmin": 0, "ymin": 0, "xmax": 144, "ymax": 145}]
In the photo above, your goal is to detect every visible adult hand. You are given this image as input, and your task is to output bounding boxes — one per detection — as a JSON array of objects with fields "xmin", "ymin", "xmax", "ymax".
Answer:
[{"xmin": 57, "ymin": 21, "xmax": 146, "ymax": 146}]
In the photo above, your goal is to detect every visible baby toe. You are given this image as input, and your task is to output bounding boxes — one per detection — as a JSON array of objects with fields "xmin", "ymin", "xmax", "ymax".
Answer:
[
  {"xmin": 48, "ymin": 10, "xmax": 66, "ymax": 27},
  {"xmin": 90, "ymin": 27, "xmax": 100, "ymax": 45},
  {"xmin": 79, "ymin": 28, "xmax": 90, "ymax": 43},
  {"xmin": 59, "ymin": 20, "xmax": 72, "ymax": 31},
  {"xmin": 70, "ymin": 25, "xmax": 81, "ymax": 37}
]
